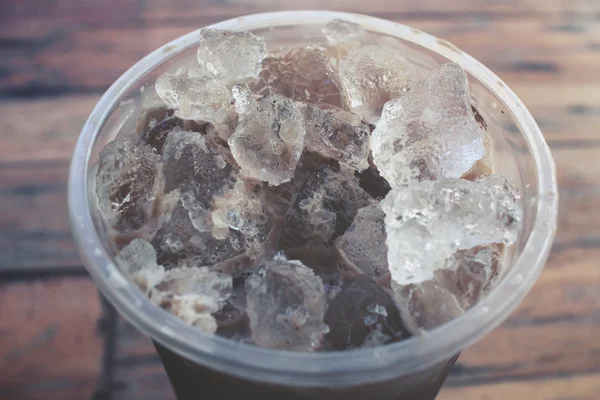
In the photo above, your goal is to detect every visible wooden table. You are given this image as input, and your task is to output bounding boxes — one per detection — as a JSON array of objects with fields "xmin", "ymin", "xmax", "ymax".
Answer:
[{"xmin": 1, "ymin": 1, "xmax": 599, "ymax": 399}]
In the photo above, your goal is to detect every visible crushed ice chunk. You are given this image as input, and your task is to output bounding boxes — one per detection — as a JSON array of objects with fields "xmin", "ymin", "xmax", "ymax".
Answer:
[
  {"xmin": 280, "ymin": 167, "xmax": 372, "ymax": 272},
  {"xmin": 155, "ymin": 68, "xmax": 231, "ymax": 123},
  {"xmin": 462, "ymin": 152, "xmax": 493, "ymax": 181},
  {"xmin": 228, "ymin": 95, "xmax": 306, "ymax": 185},
  {"xmin": 162, "ymin": 130, "xmax": 235, "ymax": 208},
  {"xmin": 435, "ymin": 244, "xmax": 501, "ymax": 309},
  {"xmin": 96, "ymin": 139, "xmax": 162, "ymax": 233},
  {"xmin": 324, "ymin": 275, "xmax": 410, "ymax": 349},
  {"xmin": 211, "ymin": 179, "xmax": 272, "ymax": 251},
  {"xmin": 337, "ymin": 45, "xmax": 416, "ymax": 124},
  {"xmin": 151, "ymin": 202, "xmax": 245, "ymax": 269},
  {"xmin": 135, "ymin": 107, "xmax": 183, "ymax": 154},
  {"xmin": 322, "ymin": 19, "xmax": 364, "ymax": 45},
  {"xmin": 381, "ymin": 175, "xmax": 522, "ymax": 285},
  {"xmin": 204, "ymin": 123, "xmax": 239, "ymax": 168},
  {"xmin": 197, "ymin": 29, "xmax": 267, "ymax": 83},
  {"xmin": 117, "ymin": 238, "xmax": 157, "ymax": 276},
  {"xmin": 250, "ymin": 46, "xmax": 342, "ymax": 106},
  {"xmin": 303, "ymin": 104, "xmax": 370, "ymax": 171},
  {"xmin": 131, "ymin": 264, "xmax": 166, "ymax": 295},
  {"xmin": 149, "ymin": 267, "xmax": 232, "ymax": 334},
  {"xmin": 245, "ymin": 254, "xmax": 328, "ymax": 351},
  {"xmin": 293, "ymin": 150, "xmax": 340, "ymax": 189},
  {"xmin": 393, "ymin": 280, "xmax": 464, "ymax": 331},
  {"xmin": 231, "ymin": 83, "xmax": 255, "ymax": 116},
  {"xmin": 336, "ymin": 204, "xmax": 389, "ymax": 279},
  {"xmin": 155, "ymin": 131, "xmax": 269, "ymax": 268},
  {"xmin": 116, "ymin": 238, "xmax": 165, "ymax": 293},
  {"xmin": 153, "ymin": 131, "xmax": 241, "ymax": 267},
  {"xmin": 371, "ymin": 62, "xmax": 488, "ymax": 187}
]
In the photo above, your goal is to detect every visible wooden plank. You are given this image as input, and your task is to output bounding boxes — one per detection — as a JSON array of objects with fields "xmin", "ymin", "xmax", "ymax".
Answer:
[
  {"xmin": 553, "ymin": 148, "xmax": 600, "ymax": 243},
  {"xmin": 112, "ymin": 362, "xmax": 175, "ymax": 400},
  {"xmin": 1, "ymin": 0, "xmax": 592, "ymax": 38},
  {"xmin": 85, "ymin": 303, "xmax": 176, "ymax": 400},
  {"xmin": 140, "ymin": 0, "xmax": 534, "ymax": 25},
  {"xmin": 408, "ymin": 17, "xmax": 600, "ymax": 85},
  {"xmin": 0, "ymin": 95, "xmax": 97, "ymax": 163},
  {"xmin": 0, "ymin": 1, "xmax": 142, "ymax": 38},
  {"xmin": 441, "ymin": 372, "xmax": 600, "ymax": 400},
  {"xmin": 2, "ymin": 13, "xmax": 599, "ymax": 95},
  {"xmin": 0, "ymin": 277, "xmax": 103, "ymax": 400},
  {"xmin": 140, "ymin": 0, "xmax": 600, "ymax": 23},
  {"xmin": 114, "ymin": 315, "xmax": 157, "ymax": 362},
  {"xmin": 508, "ymin": 83, "xmax": 600, "ymax": 144},
  {"xmin": 0, "ymin": 162, "xmax": 80, "ymax": 270}
]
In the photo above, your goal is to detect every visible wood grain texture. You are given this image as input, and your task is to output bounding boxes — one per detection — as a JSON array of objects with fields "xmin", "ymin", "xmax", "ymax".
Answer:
[
  {"xmin": 0, "ymin": 0, "xmax": 599, "ymax": 399},
  {"xmin": 1, "ymin": 5, "xmax": 599, "ymax": 95},
  {"xmin": 441, "ymin": 372, "xmax": 600, "ymax": 400},
  {"xmin": 0, "ymin": 278, "xmax": 103, "ymax": 400},
  {"xmin": 111, "ymin": 317, "xmax": 175, "ymax": 400}
]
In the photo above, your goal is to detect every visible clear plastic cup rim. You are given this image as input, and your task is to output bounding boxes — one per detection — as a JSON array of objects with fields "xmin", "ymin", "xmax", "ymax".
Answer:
[{"xmin": 68, "ymin": 10, "xmax": 558, "ymax": 387}]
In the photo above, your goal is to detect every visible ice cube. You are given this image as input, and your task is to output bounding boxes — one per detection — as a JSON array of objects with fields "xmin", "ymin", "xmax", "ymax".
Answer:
[
  {"xmin": 149, "ymin": 266, "xmax": 232, "ymax": 334},
  {"xmin": 381, "ymin": 175, "xmax": 522, "ymax": 285},
  {"xmin": 293, "ymin": 150, "xmax": 340, "ymax": 189},
  {"xmin": 156, "ymin": 131, "xmax": 269, "ymax": 268},
  {"xmin": 228, "ymin": 95, "xmax": 306, "ymax": 185},
  {"xmin": 303, "ymin": 104, "xmax": 370, "ymax": 171},
  {"xmin": 131, "ymin": 264, "xmax": 166, "ymax": 295},
  {"xmin": 322, "ymin": 19, "xmax": 364, "ymax": 45},
  {"xmin": 204, "ymin": 123, "xmax": 239, "ymax": 169},
  {"xmin": 279, "ymin": 166, "xmax": 372, "ymax": 272},
  {"xmin": 435, "ymin": 244, "xmax": 501, "ymax": 309},
  {"xmin": 116, "ymin": 238, "xmax": 157, "ymax": 276},
  {"xmin": 155, "ymin": 68, "xmax": 231, "ymax": 124},
  {"xmin": 324, "ymin": 275, "xmax": 410, "ymax": 350},
  {"xmin": 336, "ymin": 204, "xmax": 389, "ymax": 280},
  {"xmin": 96, "ymin": 139, "xmax": 162, "ymax": 233},
  {"xmin": 162, "ymin": 130, "xmax": 235, "ymax": 209},
  {"xmin": 135, "ymin": 107, "xmax": 184, "ymax": 154},
  {"xmin": 245, "ymin": 254, "xmax": 328, "ymax": 351},
  {"xmin": 250, "ymin": 46, "xmax": 342, "ymax": 106},
  {"xmin": 394, "ymin": 279, "xmax": 464, "ymax": 331},
  {"xmin": 151, "ymin": 202, "xmax": 245, "ymax": 269},
  {"xmin": 211, "ymin": 179, "xmax": 273, "ymax": 252},
  {"xmin": 371, "ymin": 62, "xmax": 488, "ymax": 187},
  {"xmin": 337, "ymin": 45, "xmax": 416, "ymax": 124},
  {"xmin": 197, "ymin": 29, "xmax": 267, "ymax": 83},
  {"xmin": 231, "ymin": 83, "xmax": 255, "ymax": 116},
  {"xmin": 116, "ymin": 238, "xmax": 165, "ymax": 293}
]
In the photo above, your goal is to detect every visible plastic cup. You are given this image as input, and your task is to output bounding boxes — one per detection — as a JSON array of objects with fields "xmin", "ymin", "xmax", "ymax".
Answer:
[{"xmin": 68, "ymin": 10, "xmax": 558, "ymax": 400}]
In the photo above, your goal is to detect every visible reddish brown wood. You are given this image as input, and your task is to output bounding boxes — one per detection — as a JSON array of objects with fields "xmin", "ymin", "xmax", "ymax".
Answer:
[
  {"xmin": 0, "ymin": 278, "xmax": 103, "ymax": 400},
  {"xmin": 441, "ymin": 372, "xmax": 600, "ymax": 400},
  {"xmin": 1, "ymin": 12, "xmax": 600, "ymax": 95}
]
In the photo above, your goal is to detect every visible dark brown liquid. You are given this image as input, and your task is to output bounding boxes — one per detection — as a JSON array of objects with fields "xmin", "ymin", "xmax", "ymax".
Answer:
[{"xmin": 155, "ymin": 341, "xmax": 459, "ymax": 400}]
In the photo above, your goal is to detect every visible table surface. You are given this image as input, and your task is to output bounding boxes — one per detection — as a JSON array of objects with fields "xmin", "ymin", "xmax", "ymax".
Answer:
[{"xmin": 1, "ymin": 1, "xmax": 599, "ymax": 399}]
